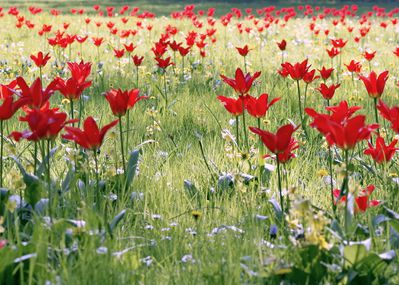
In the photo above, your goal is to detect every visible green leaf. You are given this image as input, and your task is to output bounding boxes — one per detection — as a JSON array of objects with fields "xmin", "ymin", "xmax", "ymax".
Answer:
[
  {"xmin": 37, "ymin": 146, "xmax": 58, "ymax": 178},
  {"xmin": 61, "ymin": 167, "xmax": 75, "ymax": 193},
  {"xmin": 183, "ymin": 180, "xmax": 198, "ymax": 198},
  {"xmin": 126, "ymin": 150, "xmax": 139, "ymax": 189},
  {"xmin": 11, "ymin": 156, "xmax": 42, "ymax": 206},
  {"xmin": 268, "ymin": 197, "xmax": 283, "ymax": 221},
  {"xmin": 109, "ymin": 209, "xmax": 126, "ymax": 234},
  {"xmin": 343, "ymin": 239, "xmax": 370, "ymax": 267}
]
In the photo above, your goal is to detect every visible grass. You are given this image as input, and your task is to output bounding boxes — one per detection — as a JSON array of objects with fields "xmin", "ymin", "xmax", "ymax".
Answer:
[{"xmin": 0, "ymin": 3, "xmax": 398, "ymax": 285}]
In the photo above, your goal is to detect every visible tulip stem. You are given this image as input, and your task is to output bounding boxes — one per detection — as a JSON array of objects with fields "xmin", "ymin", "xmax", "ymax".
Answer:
[
  {"xmin": 328, "ymin": 146, "xmax": 336, "ymax": 216},
  {"xmin": 344, "ymin": 149, "xmax": 350, "ymax": 240},
  {"xmin": 243, "ymin": 56, "xmax": 247, "ymax": 73},
  {"xmin": 276, "ymin": 156, "xmax": 284, "ymax": 214},
  {"xmin": 47, "ymin": 140, "xmax": 53, "ymax": 222},
  {"xmin": 242, "ymin": 105, "xmax": 249, "ymax": 150},
  {"xmin": 34, "ymin": 142, "xmax": 38, "ymax": 175},
  {"xmin": 163, "ymin": 72, "xmax": 168, "ymax": 113},
  {"xmin": 373, "ymin": 98, "xmax": 380, "ymax": 135},
  {"xmin": 136, "ymin": 66, "xmax": 139, "ymax": 88},
  {"xmin": 118, "ymin": 118, "xmax": 127, "ymax": 180},
  {"xmin": 235, "ymin": 116, "xmax": 240, "ymax": 148},
  {"xmin": 93, "ymin": 150, "xmax": 100, "ymax": 208}
]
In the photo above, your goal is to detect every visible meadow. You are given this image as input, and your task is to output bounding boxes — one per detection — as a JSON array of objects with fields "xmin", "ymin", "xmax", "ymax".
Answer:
[{"xmin": 0, "ymin": 2, "xmax": 399, "ymax": 284}]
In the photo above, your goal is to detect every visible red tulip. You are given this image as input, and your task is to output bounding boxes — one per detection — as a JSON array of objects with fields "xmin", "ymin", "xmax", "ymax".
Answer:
[
  {"xmin": 394, "ymin": 47, "xmax": 399, "ymax": 58},
  {"xmin": 318, "ymin": 67, "xmax": 334, "ymax": 80},
  {"xmin": 13, "ymin": 77, "xmax": 57, "ymax": 109},
  {"xmin": 123, "ymin": 43, "xmax": 136, "ymax": 53},
  {"xmin": 178, "ymin": 46, "xmax": 191, "ymax": 57},
  {"xmin": 245, "ymin": 93, "xmax": 280, "ymax": 118},
  {"xmin": 217, "ymin": 96, "xmax": 245, "ymax": 116},
  {"xmin": 359, "ymin": 71, "xmax": 389, "ymax": 98},
  {"xmin": 306, "ymin": 101, "xmax": 378, "ymax": 150},
  {"xmin": 169, "ymin": 40, "xmax": 182, "ymax": 52},
  {"xmin": 10, "ymin": 103, "xmax": 76, "ymax": 142},
  {"xmin": 155, "ymin": 57, "xmax": 173, "ymax": 69},
  {"xmin": 277, "ymin": 40, "xmax": 287, "ymax": 51},
  {"xmin": 63, "ymin": 116, "xmax": 118, "ymax": 150},
  {"xmin": 236, "ymin": 45, "xmax": 250, "ymax": 57},
  {"xmin": 345, "ymin": 60, "xmax": 362, "ymax": 73},
  {"xmin": 316, "ymin": 83, "xmax": 340, "ymax": 100},
  {"xmin": 113, "ymin": 48, "xmax": 125, "ymax": 58},
  {"xmin": 363, "ymin": 51, "xmax": 376, "ymax": 61},
  {"xmin": 220, "ymin": 68, "xmax": 261, "ymax": 95},
  {"xmin": 326, "ymin": 47, "xmax": 340, "ymax": 58},
  {"xmin": 0, "ymin": 80, "xmax": 17, "ymax": 99},
  {"xmin": 152, "ymin": 41, "xmax": 168, "ymax": 58},
  {"xmin": 249, "ymin": 124, "xmax": 298, "ymax": 156},
  {"xmin": 30, "ymin": 51, "xmax": 51, "ymax": 68},
  {"xmin": 364, "ymin": 136, "xmax": 398, "ymax": 163},
  {"xmin": 132, "ymin": 55, "xmax": 144, "ymax": 67},
  {"xmin": 105, "ymin": 88, "xmax": 148, "ymax": 117},
  {"xmin": 377, "ymin": 99, "xmax": 399, "ymax": 134},
  {"xmin": 92, "ymin": 37, "xmax": 104, "ymax": 47},
  {"xmin": 333, "ymin": 185, "xmax": 380, "ymax": 213},
  {"xmin": 331, "ymin": 38, "xmax": 347, "ymax": 48},
  {"xmin": 281, "ymin": 59, "xmax": 310, "ymax": 81},
  {"xmin": 67, "ymin": 61, "xmax": 92, "ymax": 84},
  {"xmin": 0, "ymin": 96, "xmax": 27, "ymax": 121},
  {"xmin": 76, "ymin": 35, "xmax": 88, "ymax": 44},
  {"xmin": 53, "ymin": 77, "xmax": 91, "ymax": 100},
  {"xmin": 303, "ymin": 69, "xmax": 320, "ymax": 84}
]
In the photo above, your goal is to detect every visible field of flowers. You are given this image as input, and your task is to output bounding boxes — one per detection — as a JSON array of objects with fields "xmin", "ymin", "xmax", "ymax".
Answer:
[{"xmin": 0, "ymin": 2, "xmax": 399, "ymax": 284}]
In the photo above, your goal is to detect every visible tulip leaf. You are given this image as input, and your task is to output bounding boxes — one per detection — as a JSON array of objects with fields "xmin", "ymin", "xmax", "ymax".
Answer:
[
  {"xmin": 343, "ymin": 242, "xmax": 368, "ymax": 267},
  {"xmin": 126, "ymin": 149, "xmax": 139, "ymax": 188},
  {"xmin": 11, "ymin": 156, "xmax": 42, "ymax": 206},
  {"xmin": 61, "ymin": 166, "xmax": 75, "ymax": 193},
  {"xmin": 268, "ymin": 197, "xmax": 283, "ymax": 221},
  {"xmin": 109, "ymin": 209, "xmax": 127, "ymax": 235},
  {"xmin": 36, "ymin": 146, "xmax": 58, "ymax": 178}
]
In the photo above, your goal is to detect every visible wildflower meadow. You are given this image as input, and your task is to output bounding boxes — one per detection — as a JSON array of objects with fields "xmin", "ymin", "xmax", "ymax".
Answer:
[{"xmin": 0, "ymin": 1, "xmax": 399, "ymax": 284}]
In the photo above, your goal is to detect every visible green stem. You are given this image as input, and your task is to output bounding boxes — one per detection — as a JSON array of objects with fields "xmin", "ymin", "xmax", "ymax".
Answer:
[
  {"xmin": 93, "ymin": 150, "xmax": 100, "ymax": 208},
  {"xmin": 118, "ymin": 118, "xmax": 127, "ymax": 178},
  {"xmin": 235, "ymin": 116, "xmax": 240, "ymax": 148},
  {"xmin": 163, "ymin": 72, "xmax": 168, "ymax": 113},
  {"xmin": 344, "ymin": 149, "xmax": 350, "ymax": 240},
  {"xmin": 47, "ymin": 140, "xmax": 53, "ymax": 222},
  {"xmin": 242, "ymin": 105, "xmax": 249, "ymax": 150},
  {"xmin": 296, "ymin": 80, "xmax": 304, "ymax": 124},
  {"xmin": 374, "ymin": 97, "xmax": 380, "ymax": 135},
  {"xmin": 277, "ymin": 156, "xmax": 284, "ymax": 214}
]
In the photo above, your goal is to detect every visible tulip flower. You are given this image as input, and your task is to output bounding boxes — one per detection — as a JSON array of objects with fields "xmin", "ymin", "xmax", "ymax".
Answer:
[
  {"xmin": 63, "ymin": 116, "xmax": 118, "ymax": 202},
  {"xmin": 13, "ymin": 77, "xmax": 57, "ymax": 109},
  {"xmin": 331, "ymin": 38, "xmax": 347, "ymax": 48},
  {"xmin": 359, "ymin": 70, "xmax": 389, "ymax": 128},
  {"xmin": 245, "ymin": 93, "xmax": 280, "ymax": 119},
  {"xmin": 377, "ymin": 99, "xmax": 399, "ymax": 134},
  {"xmin": 364, "ymin": 136, "xmax": 398, "ymax": 164},
  {"xmin": 236, "ymin": 45, "xmax": 251, "ymax": 72},
  {"xmin": 277, "ymin": 40, "xmax": 286, "ymax": 51},
  {"xmin": 220, "ymin": 68, "xmax": 261, "ymax": 96},
  {"xmin": 333, "ymin": 185, "xmax": 380, "ymax": 213},
  {"xmin": 345, "ymin": 60, "xmax": 362, "ymax": 74},
  {"xmin": 63, "ymin": 116, "xmax": 118, "ymax": 151},
  {"xmin": 316, "ymin": 83, "xmax": 340, "ymax": 101},
  {"xmin": 10, "ymin": 103, "xmax": 76, "ymax": 142},
  {"xmin": 318, "ymin": 67, "xmax": 334, "ymax": 82},
  {"xmin": 250, "ymin": 124, "xmax": 298, "ymax": 213},
  {"xmin": 30, "ymin": 51, "xmax": 51, "ymax": 69},
  {"xmin": 0, "ymin": 95, "xmax": 27, "ymax": 187},
  {"xmin": 217, "ymin": 96, "xmax": 245, "ymax": 117},
  {"xmin": 67, "ymin": 61, "xmax": 92, "ymax": 84},
  {"xmin": 105, "ymin": 88, "xmax": 147, "ymax": 176},
  {"xmin": 359, "ymin": 71, "xmax": 389, "ymax": 99}
]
